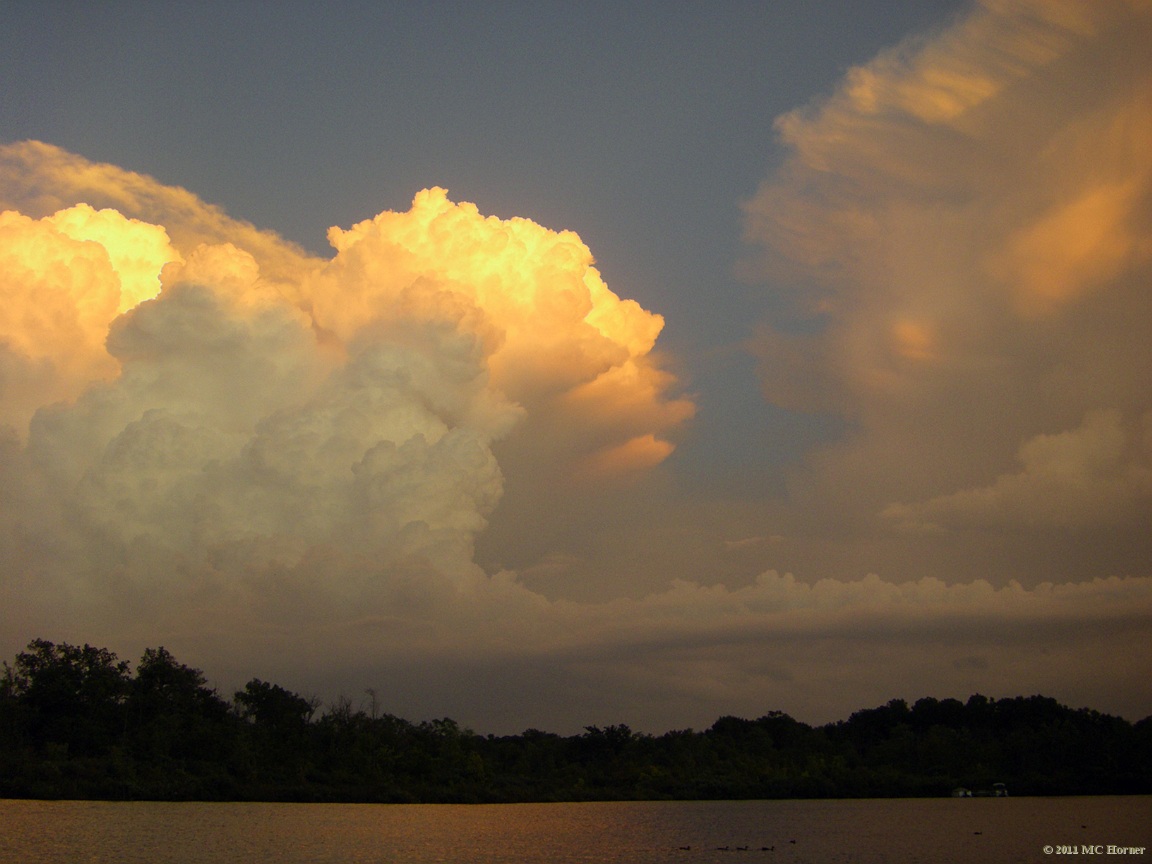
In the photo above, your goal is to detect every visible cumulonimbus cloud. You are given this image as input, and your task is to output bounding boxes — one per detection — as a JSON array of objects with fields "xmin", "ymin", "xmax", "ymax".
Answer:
[
  {"xmin": 1, "ymin": 144, "xmax": 688, "ymax": 533},
  {"xmin": 0, "ymin": 141, "xmax": 690, "ymax": 638}
]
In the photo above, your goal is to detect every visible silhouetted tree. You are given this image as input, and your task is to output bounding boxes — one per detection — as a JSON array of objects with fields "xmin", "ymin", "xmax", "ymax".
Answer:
[
  {"xmin": 3, "ymin": 639, "xmax": 130, "ymax": 757},
  {"xmin": 128, "ymin": 647, "xmax": 234, "ymax": 763},
  {"xmin": 234, "ymin": 678, "xmax": 319, "ymax": 788},
  {"xmin": 2, "ymin": 637, "xmax": 1150, "ymax": 801}
]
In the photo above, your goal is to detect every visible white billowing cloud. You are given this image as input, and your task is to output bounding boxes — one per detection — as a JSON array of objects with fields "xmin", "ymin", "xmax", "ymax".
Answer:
[
  {"xmin": 744, "ymin": 0, "xmax": 1152, "ymax": 564},
  {"xmin": 0, "ymin": 142, "xmax": 692, "ymax": 674},
  {"xmin": 0, "ymin": 144, "xmax": 688, "ymax": 506}
]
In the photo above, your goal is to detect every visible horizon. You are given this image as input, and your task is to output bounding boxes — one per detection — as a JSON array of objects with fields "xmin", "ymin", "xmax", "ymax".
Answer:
[{"xmin": 5, "ymin": 635, "xmax": 1148, "ymax": 737}]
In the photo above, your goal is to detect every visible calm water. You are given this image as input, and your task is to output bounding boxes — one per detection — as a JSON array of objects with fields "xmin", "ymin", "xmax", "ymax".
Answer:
[{"xmin": 1, "ymin": 797, "xmax": 1148, "ymax": 864}]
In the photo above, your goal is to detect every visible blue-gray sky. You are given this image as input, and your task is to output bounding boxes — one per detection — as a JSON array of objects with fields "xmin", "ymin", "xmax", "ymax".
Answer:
[{"xmin": 1, "ymin": 1, "xmax": 1150, "ymax": 734}]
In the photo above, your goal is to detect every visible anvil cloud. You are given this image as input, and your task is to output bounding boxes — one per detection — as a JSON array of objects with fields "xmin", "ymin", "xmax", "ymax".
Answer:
[{"xmin": 745, "ymin": 0, "xmax": 1152, "ymax": 587}]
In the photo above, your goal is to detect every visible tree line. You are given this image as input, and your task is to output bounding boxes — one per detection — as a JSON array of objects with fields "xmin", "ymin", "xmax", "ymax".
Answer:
[{"xmin": 2, "ymin": 638, "xmax": 1149, "ymax": 802}]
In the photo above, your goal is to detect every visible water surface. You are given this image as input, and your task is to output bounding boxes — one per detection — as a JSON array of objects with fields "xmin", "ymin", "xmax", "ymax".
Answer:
[{"xmin": 2, "ymin": 796, "xmax": 1148, "ymax": 863}]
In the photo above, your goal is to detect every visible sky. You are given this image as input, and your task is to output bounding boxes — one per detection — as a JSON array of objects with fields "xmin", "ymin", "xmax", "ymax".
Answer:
[{"xmin": 1, "ymin": 0, "xmax": 1150, "ymax": 735}]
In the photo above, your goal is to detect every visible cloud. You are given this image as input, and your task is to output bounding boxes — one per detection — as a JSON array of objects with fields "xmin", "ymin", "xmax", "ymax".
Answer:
[
  {"xmin": 306, "ymin": 187, "xmax": 693, "ymax": 472},
  {"xmin": 0, "ymin": 140, "xmax": 316, "ymax": 288},
  {"xmin": 884, "ymin": 409, "xmax": 1152, "ymax": 531},
  {"xmin": 743, "ymin": 0, "xmax": 1152, "ymax": 581},
  {"xmin": 310, "ymin": 570, "xmax": 1152, "ymax": 732},
  {"xmin": 2, "ymin": 126, "xmax": 1150, "ymax": 733},
  {"xmin": 0, "ymin": 205, "xmax": 179, "ymax": 433},
  {"xmin": 0, "ymin": 142, "xmax": 697, "ymax": 717}
]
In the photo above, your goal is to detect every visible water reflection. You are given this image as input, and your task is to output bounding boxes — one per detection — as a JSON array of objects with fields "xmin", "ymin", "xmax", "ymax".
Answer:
[{"xmin": 0, "ymin": 797, "xmax": 1148, "ymax": 864}]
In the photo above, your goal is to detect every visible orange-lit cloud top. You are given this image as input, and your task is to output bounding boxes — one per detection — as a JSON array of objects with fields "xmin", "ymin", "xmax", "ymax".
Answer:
[
  {"xmin": 307, "ymin": 187, "xmax": 693, "ymax": 473},
  {"xmin": 0, "ymin": 205, "xmax": 181, "ymax": 432},
  {"xmin": 745, "ymin": 0, "xmax": 1152, "ymax": 538},
  {"xmin": 0, "ymin": 140, "xmax": 316, "ymax": 287},
  {"xmin": 0, "ymin": 143, "xmax": 690, "ymax": 587}
]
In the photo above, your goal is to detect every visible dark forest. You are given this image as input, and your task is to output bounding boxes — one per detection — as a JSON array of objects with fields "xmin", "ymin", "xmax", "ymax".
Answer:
[{"xmin": 2, "ymin": 639, "xmax": 1149, "ymax": 802}]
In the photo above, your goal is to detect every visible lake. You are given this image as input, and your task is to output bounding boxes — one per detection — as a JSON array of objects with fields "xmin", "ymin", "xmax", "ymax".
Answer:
[{"xmin": 1, "ymin": 796, "xmax": 1148, "ymax": 863}]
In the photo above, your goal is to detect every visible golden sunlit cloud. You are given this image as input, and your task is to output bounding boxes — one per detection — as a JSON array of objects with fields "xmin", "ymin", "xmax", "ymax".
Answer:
[
  {"xmin": 0, "ymin": 205, "xmax": 180, "ymax": 432},
  {"xmin": 994, "ymin": 176, "xmax": 1150, "ymax": 317},
  {"xmin": 744, "ymin": 0, "xmax": 1152, "ymax": 556},
  {"xmin": 0, "ymin": 140, "xmax": 318, "ymax": 288},
  {"xmin": 0, "ymin": 142, "xmax": 691, "ymax": 604},
  {"xmin": 308, "ymin": 186, "xmax": 684, "ymax": 440},
  {"xmin": 47, "ymin": 203, "xmax": 180, "ymax": 311},
  {"xmin": 0, "ymin": 143, "xmax": 710, "ymax": 729},
  {"xmin": 889, "ymin": 319, "xmax": 938, "ymax": 363},
  {"xmin": 578, "ymin": 433, "xmax": 676, "ymax": 482}
]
